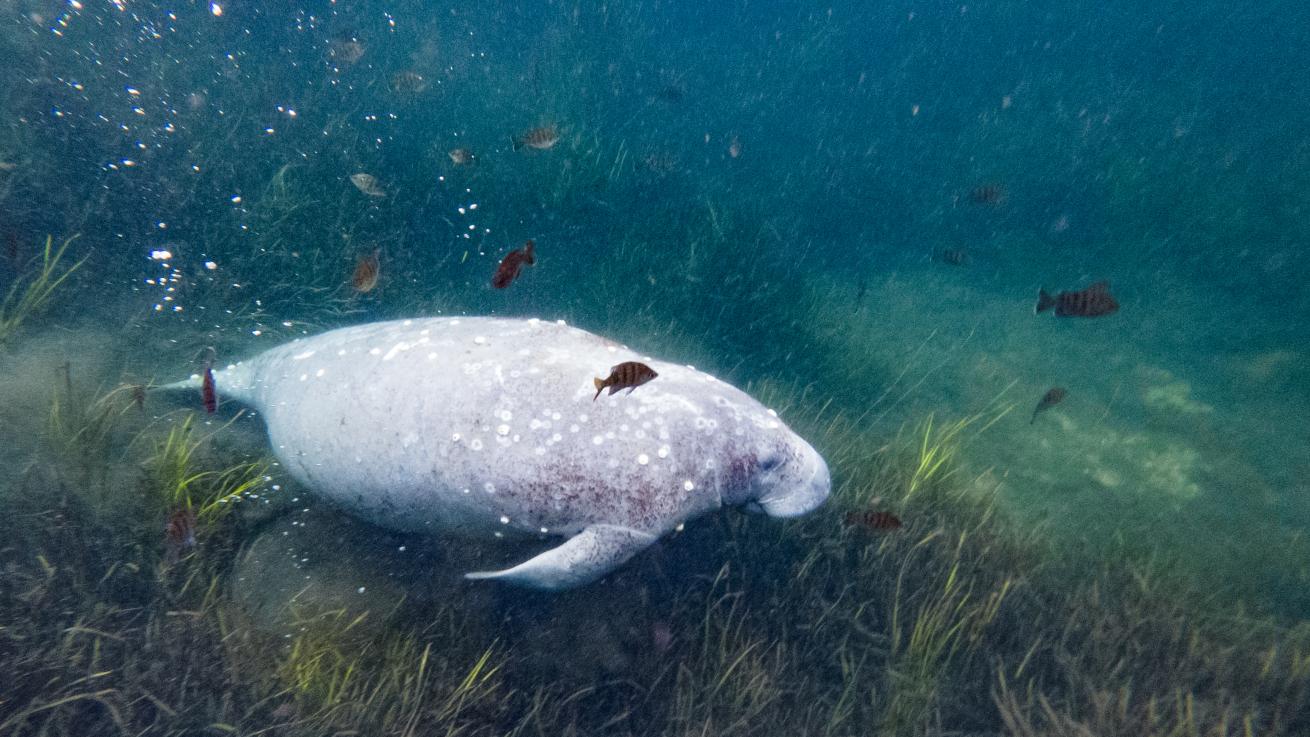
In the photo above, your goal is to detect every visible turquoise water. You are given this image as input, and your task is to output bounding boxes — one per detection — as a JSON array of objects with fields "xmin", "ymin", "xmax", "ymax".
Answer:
[{"xmin": 2, "ymin": 2, "xmax": 1308, "ymax": 735}]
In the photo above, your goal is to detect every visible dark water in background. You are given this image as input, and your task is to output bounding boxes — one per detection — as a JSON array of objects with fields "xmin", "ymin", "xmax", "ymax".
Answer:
[{"xmin": 2, "ymin": 0, "xmax": 1310, "ymax": 731}]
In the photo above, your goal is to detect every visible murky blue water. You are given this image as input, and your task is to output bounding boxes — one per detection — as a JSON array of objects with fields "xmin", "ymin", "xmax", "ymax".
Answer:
[{"xmin": 2, "ymin": 2, "xmax": 1308, "ymax": 735}]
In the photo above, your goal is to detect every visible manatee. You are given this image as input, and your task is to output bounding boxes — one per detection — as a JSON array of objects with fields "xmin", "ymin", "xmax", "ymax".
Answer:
[{"xmin": 162, "ymin": 317, "xmax": 830, "ymax": 590}]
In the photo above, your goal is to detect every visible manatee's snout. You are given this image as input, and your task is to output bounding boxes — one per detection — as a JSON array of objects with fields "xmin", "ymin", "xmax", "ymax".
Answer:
[{"xmin": 755, "ymin": 439, "xmax": 831, "ymax": 518}]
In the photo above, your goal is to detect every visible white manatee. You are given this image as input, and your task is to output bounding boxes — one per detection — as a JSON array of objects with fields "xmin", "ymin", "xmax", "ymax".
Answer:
[{"xmin": 164, "ymin": 317, "xmax": 830, "ymax": 590}]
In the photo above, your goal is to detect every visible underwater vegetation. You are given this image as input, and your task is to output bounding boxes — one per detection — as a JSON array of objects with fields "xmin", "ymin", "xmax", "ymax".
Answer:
[
  {"xmin": 0, "ymin": 235, "xmax": 84, "ymax": 347},
  {"xmin": 2, "ymin": 381, "xmax": 1307, "ymax": 737}
]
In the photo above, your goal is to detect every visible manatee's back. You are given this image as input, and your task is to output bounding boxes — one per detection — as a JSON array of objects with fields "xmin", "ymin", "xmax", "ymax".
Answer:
[{"xmin": 202, "ymin": 317, "xmax": 797, "ymax": 540}]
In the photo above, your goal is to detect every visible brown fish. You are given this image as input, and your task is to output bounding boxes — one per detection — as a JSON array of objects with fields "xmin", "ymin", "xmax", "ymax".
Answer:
[
  {"xmin": 201, "ymin": 362, "xmax": 217, "ymax": 414},
  {"xmin": 844, "ymin": 510, "xmax": 902, "ymax": 531},
  {"xmin": 350, "ymin": 172, "xmax": 386, "ymax": 197},
  {"xmin": 491, "ymin": 240, "xmax": 535, "ymax": 289},
  {"xmin": 513, "ymin": 125, "xmax": 560, "ymax": 151},
  {"xmin": 1036, "ymin": 280, "xmax": 1119, "ymax": 318},
  {"xmin": 390, "ymin": 70, "xmax": 429, "ymax": 93},
  {"xmin": 352, "ymin": 249, "xmax": 380, "ymax": 293},
  {"xmin": 593, "ymin": 361, "xmax": 658, "ymax": 400},
  {"xmin": 164, "ymin": 506, "xmax": 197, "ymax": 563},
  {"xmin": 129, "ymin": 384, "xmax": 147, "ymax": 411},
  {"xmin": 969, "ymin": 183, "xmax": 1006, "ymax": 205},
  {"xmin": 448, "ymin": 148, "xmax": 474, "ymax": 166},
  {"xmin": 1031, "ymin": 387, "xmax": 1068, "ymax": 424}
]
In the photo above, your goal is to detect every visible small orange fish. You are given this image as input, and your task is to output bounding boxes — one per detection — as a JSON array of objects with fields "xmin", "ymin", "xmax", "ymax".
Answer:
[
  {"xmin": 164, "ymin": 506, "xmax": 197, "ymax": 563},
  {"xmin": 201, "ymin": 363, "xmax": 217, "ymax": 414},
  {"xmin": 844, "ymin": 510, "xmax": 902, "ymax": 531},
  {"xmin": 1031, "ymin": 387, "xmax": 1068, "ymax": 424},
  {"xmin": 448, "ymin": 148, "xmax": 474, "ymax": 166},
  {"xmin": 593, "ymin": 361, "xmax": 658, "ymax": 400},
  {"xmin": 513, "ymin": 125, "xmax": 559, "ymax": 151},
  {"xmin": 352, "ymin": 249, "xmax": 381, "ymax": 293},
  {"xmin": 1036, "ymin": 281, "xmax": 1118, "ymax": 318},
  {"xmin": 969, "ymin": 183, "xmax": 1006, "ymax": 205},
  {"xmin": 491, "ymin": 240, "xmax": 535, "ymax": 289}
]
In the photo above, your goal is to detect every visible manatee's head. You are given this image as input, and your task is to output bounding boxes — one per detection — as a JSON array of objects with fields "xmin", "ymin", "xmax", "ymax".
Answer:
[{"xmin": 722, "ymin": 425, "xmax": 831, "ymax": 518}]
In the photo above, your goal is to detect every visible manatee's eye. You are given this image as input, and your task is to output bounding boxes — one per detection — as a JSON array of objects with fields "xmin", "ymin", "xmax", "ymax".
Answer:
[{"xmin": 759, "ymin": 453, "xmax": 782, "ymax": 472}]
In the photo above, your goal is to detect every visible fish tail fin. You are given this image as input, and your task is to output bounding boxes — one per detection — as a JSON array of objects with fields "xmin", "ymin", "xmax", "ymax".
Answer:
[
  {"xmin": 154, "ymin": 360, "xmax": 259, "ymax": 407},
  {"xmin": 511, "ymin": 135, "xmax": 523, "ymax": 152},
  {"xmin": 524, "ymin": 240, "xmax": 535, "ymax": 264},
  {"xmin": 1035, "ymin": 288, "xmax": 1056, "ymax": 314},
  {"xmin": 593, "ymin": 377, "xmax": 604, "ymax": 401}
]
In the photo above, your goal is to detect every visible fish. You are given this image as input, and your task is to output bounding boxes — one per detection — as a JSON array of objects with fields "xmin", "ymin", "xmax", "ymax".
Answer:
[
  {"xmin": 164, "ymin": 506, "xmax": 197, "ymax": 563},
  {"xmin": 0, "ymin": 161, "xmax": 15, "ymax": 172},
  {"xmin": 1031, "ymin": 387, "xmax": 1068, "ymax": 424},
  {"xmin": 593, "ymin": 361, "xmax": 658, "ymax": 400},
  {"xmin": 448, "ymin": 148, "xmax": 474, "ymax": 166},
  {"xmin": 491, "ymin": 240, "xmax": 535, "ymax": 289},
  {"xmin": 328, "ymin": 36, "xmax": 365, "ymax": 65},
  {"xmin": 844, "ymin": 510, "xmax": 902, "ymax": 531},
  {"xmin": 352, "ymin": 249, "xmax": 380, "ymax": 293},
  {"xmin": 129, "ymin": 384, "xmax": 147, "ymax": 411},
  {"xmin": 513, "ymin": 125, "xmax": 560, "ymax": 151},
  {"xmin": 728, "ymin": 135, "xmax": 742, "ymax": 159},
  {"xmin": 202, "ymin": 362, "xmax": 218, "ymax": 414},
  {"xmin": 350, "ymin": 173, "xmax": 386, "ymax": 197},
  {"xmin": 1036, "ymin": 281, "xmax": 1119, "ymax": 318},
  {"xmin": 937, "ymin": 248, "xmax": 969, "ymax": 266},
  {"xmin": 390, "ymin": 70, "xmax": 428, "ymax": 93},
  {"xmin": 969, "ymin": 183, "xmax": 1006, "ymax": 205}
]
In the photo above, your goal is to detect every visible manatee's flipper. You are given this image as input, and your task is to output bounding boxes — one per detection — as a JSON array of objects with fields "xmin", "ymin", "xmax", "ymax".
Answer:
[{"xmin": 465, "ymin": 524, "xmax": 656, "ymax": 590}]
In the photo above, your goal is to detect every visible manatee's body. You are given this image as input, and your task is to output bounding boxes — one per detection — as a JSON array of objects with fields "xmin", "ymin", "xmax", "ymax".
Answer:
[{"xmin": 165, "ymin": 317, "xmax": 830, "ymax": 589}]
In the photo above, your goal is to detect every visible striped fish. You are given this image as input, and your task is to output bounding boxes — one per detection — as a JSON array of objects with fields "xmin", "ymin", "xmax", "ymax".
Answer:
[
  {"xmin": 350, "ymin": 172, "xmax": 386, "ymax": 197},
  {"xmin": 593, "ymin": 361, "xmax": 658, "ymax": 400},
  {"xmin": 1035, "ymin": 280, "xmax": 1118, "ymax": 318},
  {"xmin": 513, "ymin": 125, "xmax": 560, "ymax": 151}
]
